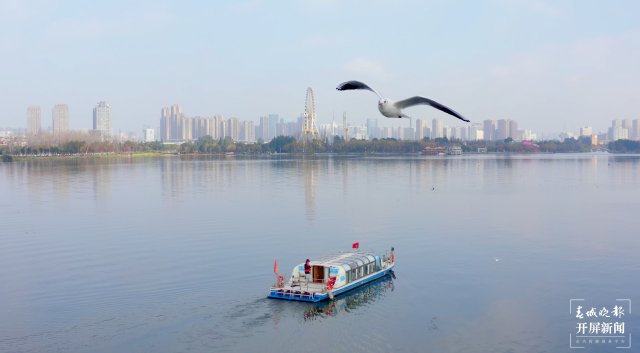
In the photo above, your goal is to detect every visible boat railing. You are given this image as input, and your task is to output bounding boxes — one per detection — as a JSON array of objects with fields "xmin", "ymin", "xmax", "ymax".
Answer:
[
  {"xmin": 269, "ymin": 287, "xmax": 317, "ymax": 300},
  {"xmin": 283, "ymin": 274, "xmax": 338, "ymax": 293}
]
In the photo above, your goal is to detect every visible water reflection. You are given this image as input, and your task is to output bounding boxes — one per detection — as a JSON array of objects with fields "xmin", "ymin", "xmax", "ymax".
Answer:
[
  {"xmin": 302, "ymin": 160, "xmax": 318, "ymax": 222},
  {"xmin": 303, "ymin": 274, "xmax": 395, "ymax": 321}
]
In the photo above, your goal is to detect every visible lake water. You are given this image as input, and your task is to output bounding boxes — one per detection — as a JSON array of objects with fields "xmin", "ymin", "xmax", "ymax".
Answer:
[{"xmin": 1, "ymin": 154, "xmax": 638, "ymax": 353}]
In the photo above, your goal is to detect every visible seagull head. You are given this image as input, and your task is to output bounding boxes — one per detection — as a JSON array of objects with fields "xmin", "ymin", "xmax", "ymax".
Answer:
[{"xmin": 378, "ymin": 99, "xmax": 388, "ymax": 106}]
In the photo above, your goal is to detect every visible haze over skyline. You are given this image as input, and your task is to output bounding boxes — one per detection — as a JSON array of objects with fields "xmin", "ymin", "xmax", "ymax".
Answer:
[{"xmin": 1, "ymin": 0, "xmax": 639, "ymax": 134}]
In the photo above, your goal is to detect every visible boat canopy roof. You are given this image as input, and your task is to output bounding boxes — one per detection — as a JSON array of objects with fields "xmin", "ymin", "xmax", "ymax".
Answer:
[{"xmin": 313, "ymin": 252, "xmax": 378, "ymax": 271}]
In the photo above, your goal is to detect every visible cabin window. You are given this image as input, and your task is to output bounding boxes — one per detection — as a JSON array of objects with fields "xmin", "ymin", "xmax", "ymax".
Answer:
[
  {"xmin": 359, "ymin": 266, "xmax": 364, "ymax": 278},
  {"xmin": 350, "ymin": 269, "xmax": 356, "ymax": 281}
]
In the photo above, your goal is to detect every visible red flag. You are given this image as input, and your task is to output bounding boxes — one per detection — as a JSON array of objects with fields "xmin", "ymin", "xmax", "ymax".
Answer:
[
  {"xmin": 273, "ymin": 259, "xmax": 278, "ymax": 275},
  {"xmin": 352, "ymin": 242, "xmax": 359, "ymax": 249}
]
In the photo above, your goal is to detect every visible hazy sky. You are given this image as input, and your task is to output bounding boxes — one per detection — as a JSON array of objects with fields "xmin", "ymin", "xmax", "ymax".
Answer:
[{"xmin": 1, "ymin": 0, "xmax": 639, "ymax": 134}]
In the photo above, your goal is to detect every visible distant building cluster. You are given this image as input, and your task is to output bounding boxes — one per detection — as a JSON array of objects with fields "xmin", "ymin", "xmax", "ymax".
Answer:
[
  {"xmin": 159, "ymin": 104, "xmax": 255, "ymax": 143},
  {"xmin": 571, "ymin": 119, "xmax": 640, "ymax": 146},
  {"xmin": 481, "ymin": 119, "xmax": 536, "ymax": 141},
  {"xmin": 317, "ymin": 117, "xmax": 534, "ymax": 142},
  {"xmin": 5, "ymin": 98, "xmax": 638, "ymax": 147},
  {"xmin": 159, "ymin": 105, "xmax": 310, "ymax": 143},
  {"xmin": 607, "ymin": 119, "xmax": 640, "ymax": 141},
  {"xmin": 24, "ymin": 102, "xmax": 112, "ymax": 140}
]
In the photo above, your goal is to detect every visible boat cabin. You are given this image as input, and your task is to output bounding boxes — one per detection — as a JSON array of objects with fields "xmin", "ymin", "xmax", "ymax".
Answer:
[{"xmin": 289, "ymin": 252, "xmax": 384, "ymax": 292}]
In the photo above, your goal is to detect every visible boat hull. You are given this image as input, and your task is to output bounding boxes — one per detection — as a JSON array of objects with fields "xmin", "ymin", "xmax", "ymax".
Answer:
[{"xmin": 268, "ymin": 264, "xmax": 394, "ymax": 303}]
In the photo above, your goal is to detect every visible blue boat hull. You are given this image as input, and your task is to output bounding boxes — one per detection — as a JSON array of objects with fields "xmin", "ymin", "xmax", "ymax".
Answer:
[{"xmin": 267, "ymin": 265, "xmax": 394, "ymax": 303}]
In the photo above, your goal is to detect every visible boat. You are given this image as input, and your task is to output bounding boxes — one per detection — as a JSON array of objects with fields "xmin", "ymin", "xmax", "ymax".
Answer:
[{"xmin": 268, "ymin": 246, "xmax": 395, "ymax": 302}]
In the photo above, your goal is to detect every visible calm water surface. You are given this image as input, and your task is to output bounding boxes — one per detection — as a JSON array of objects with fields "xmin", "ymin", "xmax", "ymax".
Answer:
[{"xmin": 1, "ymin": 154, "xmax": 639, "ymax": 353}]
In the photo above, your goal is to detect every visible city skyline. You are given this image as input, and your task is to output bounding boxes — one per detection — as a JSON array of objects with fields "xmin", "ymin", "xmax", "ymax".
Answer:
[
  {"xmin": 9, "ymin": 98, "xmax": 636, "ymax": 143},
  {"xmin": 7, "ymin": 92, "xmax": 640, "ymax": 139},
  {"xmin": 1, "ymin": 1, "xmax": 639, "ymax": 134}
]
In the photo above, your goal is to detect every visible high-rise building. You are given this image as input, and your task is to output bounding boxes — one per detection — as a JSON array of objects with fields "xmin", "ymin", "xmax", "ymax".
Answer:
[
  {"xmin": 207, "ymin": 116, "xmax": 218, "ymax": 138},
  {"xmin": 380, "ymin": 126, "xmax": 393, "ymax": 138},
  {"xmin": 431, "ymin": 118, "xmax": 444, "ymax": 139},
  {"xmin": 611, "ymin": 127, "xmax": 628, "ymax": 141},
  {"xmin": 483, "ymin": 120, "xmax": 495, "ymax": 141},
  {"xmin": 268, "ymin": 114, "xmax": 278, "ymax": 139},
  {"xmin": 259, "ymin": 115, "xmax": 270, "ymax": 141},
  {"xmin": 496, "ymin": 119, "xmax": 509, "ymax": 140},
  {"xmin": 612, "ymin": 119, "xmax": 622, "ymax": 128},
  {"xmin": 180, "ymin": 116, "xmax": 193, "ymax": 140},
  {"xmin": 343, "ymin": 112, "xmax": 349, "ymax": 141},
  {"xmin": 93, "ymin": 101, "xmax": 112, "ymax": 138},
  {"xmin": 172, "ymin": 105, "xmax": 182, "ymax": 140},
  {"xmin": 509, "ymin": 120, "xmax": 518, "ymax": 141},
  {"xmin": 632, "ymin": 119, "xmax": 640, "ymax": 140},
  {"xmin": 402, "ymin": 127, "xmax": 414, "ymax": 140},
  {"xmin": 192, "ymin": 116, "xmax": 207, "ymax": 139},
  {"xmin": 52, "ymin": 104, "xmax": 69, "ymax": 136},
  {"xmin": 406, "ymin": 117, "xmax": 415, "ymax": 140},
  {"xmin": 160, "ymin": 107, "xmax": 170, "ymax": 141},
  {"xmin": 609, "ymin": 119, "xmax": 629, "ymax": 141},
  {"xmin": 443, "ymin": 126, "xmax": 452, "ymax": 139},
  {"xmin": 160, "ymin": 104, "xmax": 184, "ymax": 142},
  {"xmin": 276, "ymin": 118, "xmax": 286, "ymax": 137},
  {"xmin": 227, "ymin": 117, "xmax": 239, "ymax": 141},
  {"xmin": 579, "ymin": 126, "xmax": 593, "ymax": 137},
  {"xmin": 240, "ymin": 120, "xmax": 255, "ymax": 142},
  {"xmin": 366, "ymin": 118, "xmax": 379, "ymax": 139},
  {"xmin": 450, "ymin": 126, "xmax": 460, "ymax": 140},
  {"xmin": 213, "ymin": 115, "xmax": 225, "ymax": 139},
  {"xmin": 143, "ymin": 128, "xmax": 155, "ymax": 142},
  {"xmin": 27, "ymin": 106, "xmax": 41, "ymax": 135},
  {"xmin": 469, "ymin": 124, "xmax": 483, "ymax": 141},
  {"xmin": 415, "ymin": 119, "xmax": 429, "ymax": 140}
]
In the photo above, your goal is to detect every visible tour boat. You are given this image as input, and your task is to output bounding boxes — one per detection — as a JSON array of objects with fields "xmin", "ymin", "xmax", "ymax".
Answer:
[{"xmin": 268, "ymin": 245, "xmax": 395, "ymax": 302}]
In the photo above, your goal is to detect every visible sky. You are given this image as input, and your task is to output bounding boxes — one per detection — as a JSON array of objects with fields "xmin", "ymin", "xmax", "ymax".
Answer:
[{"xmin": 1, "ymin": 0, "xmax": 639, "ymax": 135}]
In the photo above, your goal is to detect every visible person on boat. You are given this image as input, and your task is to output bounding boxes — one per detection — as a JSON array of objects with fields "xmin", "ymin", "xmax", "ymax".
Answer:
[{"xmin": 304, "ymin": 259, "xmax": 311, "ymax": 283}]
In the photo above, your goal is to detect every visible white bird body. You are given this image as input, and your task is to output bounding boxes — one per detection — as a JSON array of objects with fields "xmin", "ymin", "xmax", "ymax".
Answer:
[
  {"xmin": 337, "ymin": 80, "xmax": 470, "ymax": 123},
  {"xmin": 378, "ymin": 99, "xmax": 405, "ymax": 118}
]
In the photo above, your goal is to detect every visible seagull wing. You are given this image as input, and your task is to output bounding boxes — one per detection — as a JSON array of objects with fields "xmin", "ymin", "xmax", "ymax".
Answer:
[
  {"xmin": 336, "ymin": 80, "xmax": 382, "ymax": 99},
  {"xmin": 394, "ymin": 96, "xmax": 470, "ymax": 122}
]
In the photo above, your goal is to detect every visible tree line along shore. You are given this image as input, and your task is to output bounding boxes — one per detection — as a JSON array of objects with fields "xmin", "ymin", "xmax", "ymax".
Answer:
[{"xmin": 2, "ymin": 135, "xmax": 640, "ymax": 161}]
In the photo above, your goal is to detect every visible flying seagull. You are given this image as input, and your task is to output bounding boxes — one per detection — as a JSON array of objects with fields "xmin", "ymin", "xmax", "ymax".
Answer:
[{"xmin": 336, "ymin": 80, "xmax": 470, "ymax": 122}]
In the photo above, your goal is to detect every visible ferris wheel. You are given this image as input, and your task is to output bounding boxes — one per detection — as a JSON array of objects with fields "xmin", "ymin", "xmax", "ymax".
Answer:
[{"xmin": 302, "ymin": 87, "xmax": 320, "ymax": 141}]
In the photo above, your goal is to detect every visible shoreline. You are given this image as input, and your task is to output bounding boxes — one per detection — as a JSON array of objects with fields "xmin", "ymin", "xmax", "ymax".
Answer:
[{"xmin": 2, "ymin": 150, "xmax": 627, "ymax": 162}]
